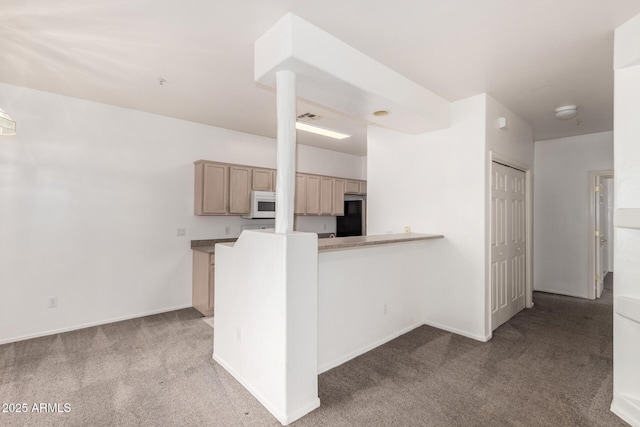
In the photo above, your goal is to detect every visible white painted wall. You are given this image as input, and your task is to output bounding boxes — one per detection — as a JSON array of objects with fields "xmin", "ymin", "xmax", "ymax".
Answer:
[
  {"xmin": 533, "ymin": 131, "xmax": 614, "ymax": 298},
  {"xmin": 367, "ymin": 94, "xmax": 489, "ymax": 340},
  {"xmin": 486, "ymin": 95, "xmax": 535, "ymax": 167},
  {"xmin": 0, "ymin": 82, "xmax": 365, "ymax": 344},
  {"xmin": 611, "ymin": 12, "xmax": 640, "ymax": 425},
  {"xmin": 213, "ymin": 231, "xmax": 319, "ymax": 425},
  {"xmin": 318, "ymin": 241, "xmax": 431, "ymax": 372},
  {"xmin": 600, "ymin": 178, "xmax": 613, "ymax": 275},
  {"xmin": 606, "ymin": 178, "xmax": 614, "ymax": 272}
]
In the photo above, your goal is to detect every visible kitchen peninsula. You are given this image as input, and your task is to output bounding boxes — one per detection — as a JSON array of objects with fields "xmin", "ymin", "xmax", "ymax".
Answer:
[
  {"xmin": 211, "ymin": 229, "xmax": 444, "ymax": 424},
  {"xmin": 191, "ymin": 233, "xmax": 442, "ymax": 317}
]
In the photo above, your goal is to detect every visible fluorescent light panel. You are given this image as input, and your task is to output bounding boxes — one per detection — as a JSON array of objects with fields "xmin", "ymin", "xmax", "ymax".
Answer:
[
  {"xmin": 0, "ymin": 108, "xmax": 16, "ymax": 136},
  {"xmin": 295, "ymin": 122, "xmax": 351, "ymax": 140}
]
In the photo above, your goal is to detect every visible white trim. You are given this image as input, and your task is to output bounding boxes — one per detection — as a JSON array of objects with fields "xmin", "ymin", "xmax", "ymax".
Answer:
[
  {"xmin": 615, "ymin": 208, "xmax": 640, "ymax": 230},
  {"xmin": 611, "ymin": 394, "xmax": 640, "ymax": 427},
  {"xmin": 587, "ymin": 170, "xmax": 614, "ymax": 300},
  {"xmin": 422, "ymin": 320, "xmax": 491, "ymax": 342},
  {"xmin": 213, "ymin": 353, "xmax": 321, "ymax": 425},
  {"xmin": 534, "ymin": 288, "xmax": 588, "ymax": 299},
  {"xmin": 318, "ymin": 322, "xmax": 423, "ymax": 374},
  {"xmin": 0, "ymin": 304, "xmax": 192, "ymax": 345},
  {"xmin": 615, "ymin": 296, "xmax": 640, "ymax": 324},
  {"xmin": 488, "ymin": 152, "xmax": 534, "ymax": 333}
]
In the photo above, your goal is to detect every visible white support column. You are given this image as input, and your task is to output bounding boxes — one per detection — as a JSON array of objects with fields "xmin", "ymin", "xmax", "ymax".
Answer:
[{"xmin": 275, "ymin": 70, "xmax": 296, "ymax": 234}]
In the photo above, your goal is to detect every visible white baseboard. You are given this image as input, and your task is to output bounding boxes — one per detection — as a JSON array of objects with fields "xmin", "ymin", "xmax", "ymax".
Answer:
[
  {"xmin": 213, "ymin": 353, "xmax": 320, "ymax": 425},
  {"xmin": 422, "ymin": 320, "xmax": 491, "ymax": 342},
  {"xmin": 317, "ymin": 322, "xmax": 423, "ymax": 374},
  {"xmin": 611, "ymin": 394, "xmax": 640, "ymax": 426},
  {"xmin": 533, "ymin": 287, "xmax": 589, "ymax": 299},
  {"xmin": 0, "ymin": 304, "xmax": 193, "ymax": 345}
]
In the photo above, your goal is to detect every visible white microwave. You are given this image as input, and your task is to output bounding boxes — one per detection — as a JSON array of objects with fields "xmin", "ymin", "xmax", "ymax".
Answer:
[{"xmin": 243, "ymin": 191, "xmax": 276, "ymax": 219}]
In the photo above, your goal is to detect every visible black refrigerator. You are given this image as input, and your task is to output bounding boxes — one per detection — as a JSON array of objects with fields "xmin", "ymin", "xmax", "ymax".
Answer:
[{"xmin": 337, "ymin": 197, "xmax": 366, "ymax": 237}]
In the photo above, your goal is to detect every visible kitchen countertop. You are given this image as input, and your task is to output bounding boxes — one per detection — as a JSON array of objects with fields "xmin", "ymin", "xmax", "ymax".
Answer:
[
  {"xmin": 192, "ymin": 233, "xmax": 443, "ymax": 254},
  {"xmin": 191, "ymin": 238, "xmax": 237, "ymax": 254},
  {"xmin": 191, "ymin": 233, "xmax": 336, "ymax": 254},
  {"xmin": 317, "ymin": 233, "xmax": 443, "ymax": 251}
]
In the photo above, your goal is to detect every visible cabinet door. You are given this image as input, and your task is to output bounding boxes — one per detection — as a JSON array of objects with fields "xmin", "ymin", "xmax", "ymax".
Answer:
[
  {"xmin": 333, "ymin": 179, "xmax": 345, "ymax": 216},
  {"xmin": 201, "ymin": 163, "xmax": 228, "ymax": 215},
  {"xmin": 229, "ymin": 166, "xmax": 251, "ymax": 214},
  {"xmin": 192, "ymin": 250, "xmax": 214, "ymax": 316},
  {"xmin": 306, "ymin": 175, "xmax": 321, "ymax": 215},
  {"xmin": 295, "ymin": 174, "xmax": 306, "ymax": 215},
  {"xmin": 320, "ymin": 177, "xmax": 333, "ymax": 215},
  {"xmin": 252, "ymin": 168, "xmax": 273, "ymax": 191},
  {"xmin": 345, "ymin": 180, "xmax": 360, "ymax": 194},
  {"xmin": 359, "ymin": 181, "xmax": 367, "ymax": 195}
]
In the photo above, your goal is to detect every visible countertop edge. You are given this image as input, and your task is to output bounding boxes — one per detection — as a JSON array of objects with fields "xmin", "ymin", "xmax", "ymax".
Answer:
[
  {"xmin": 317, "ymin": 233, "xmax": 444, "ymax": 251},
  {"xmin": 191, "ymin": 233, "xmax": 444, "ymax": 253}
]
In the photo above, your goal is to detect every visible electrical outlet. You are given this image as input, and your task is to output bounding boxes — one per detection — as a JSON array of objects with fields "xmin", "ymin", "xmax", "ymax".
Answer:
[
  {"xmin": 404, "ymin": 226, "xmax": 411, "ymax": 233},
  {"xmin": 225, "ymin": 226, "xmax": 231, "ymax": 235},
  {"xmin": 176, "ymin": 228, "xmax": 186, "ymax": 236},
  {"xmin": 48, "ymin": 297, "xmax": 58, "ymax": 308}
]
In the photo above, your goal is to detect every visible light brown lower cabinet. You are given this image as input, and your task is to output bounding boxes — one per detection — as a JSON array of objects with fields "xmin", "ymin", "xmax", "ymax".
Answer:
[{"xmin": 192, "ymin": 251, "xmax": 214, "ymax": 317}]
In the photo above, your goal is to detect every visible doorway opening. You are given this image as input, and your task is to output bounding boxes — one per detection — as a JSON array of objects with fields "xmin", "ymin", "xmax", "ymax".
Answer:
[{"xmin": 588, "ymin": 170, "xmax": 614, "ymax": 299}]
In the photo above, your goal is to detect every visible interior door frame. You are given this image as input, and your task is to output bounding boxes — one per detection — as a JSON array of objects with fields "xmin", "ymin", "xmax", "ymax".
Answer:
[
  {"xmin": 488, "ymin": 152, "xmax": 534, "ymax": 334},
  {"xmin": 587, "ymin": 170, "xmax": 614, "ymax": 300}
]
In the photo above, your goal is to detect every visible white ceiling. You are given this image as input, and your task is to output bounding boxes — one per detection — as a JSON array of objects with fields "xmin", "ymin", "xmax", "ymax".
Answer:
[{"xmin": 1, "ymin": 0, "xmax": 639, "ymax": 156}]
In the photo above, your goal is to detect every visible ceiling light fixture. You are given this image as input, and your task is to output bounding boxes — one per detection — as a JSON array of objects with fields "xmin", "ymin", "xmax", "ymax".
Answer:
[
  {"xmin": 295, "ymin": 122, "xmax": 351, "ymax": 140},
  {"xmin": 0, "ymin": 108, "xmax": 16, "ymax": 135},
  {"xmin": 373, "ymin": 110, "xmax": 389, "ymax": 116},
  {"xmin": 555, "ymin": 105, "xmax": 578, "ymax": 121}
]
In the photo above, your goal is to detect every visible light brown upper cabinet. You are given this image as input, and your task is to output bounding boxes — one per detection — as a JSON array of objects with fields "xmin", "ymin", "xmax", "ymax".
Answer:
[
  {"xmin": 320, "ymin": 177, "xmax": 334, "ymax": 215},
  {"xmin": 345, "ymin": 180, "xmax": 361, "ymax": 194},
  {"xmin": 295, "ymin": 174, "xmax": 307, "ymax": 215},
  {"xmin": 229, "ymin": 166, "xmax": 251, "ymax": 214},
  {"xmin": 252, "ymin": 168, "xmax": 273, "ymax": 191},
  {"xmin": 195, "ymin": 160, "xmax": 365, "ymax": 216},
  {"xmin": 345, "ymin": 179, "xmax": 367, "ymax": 195},
  {"xmin": 333, "ymin": 179, "xmax": 345, "ymax": 216},
  {"xmin": 195, "ymin": 161, "xmax": 228, "ymax": 215},
  {"xmin": 306, "ymin": 175, "xmax": 321, "ymax": 215}
]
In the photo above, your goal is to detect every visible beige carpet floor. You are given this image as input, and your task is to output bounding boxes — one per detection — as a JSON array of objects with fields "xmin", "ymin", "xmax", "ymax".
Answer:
[{"xmin": 0, "ymin": 273, "xmax": 623, "ymax": 426}]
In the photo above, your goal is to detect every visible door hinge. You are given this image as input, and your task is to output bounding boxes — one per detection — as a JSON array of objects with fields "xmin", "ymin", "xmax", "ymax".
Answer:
[
  {"xmin": 595, "ymin": 230, "xmax": 600, "ymax": 237},
  {"xmin": 595, "ymin": 185, "xmax": 600, "ymax": 192},
  {"xmin": 596, "ymin": 274, "xmax": 601, "ymax": 281}
]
